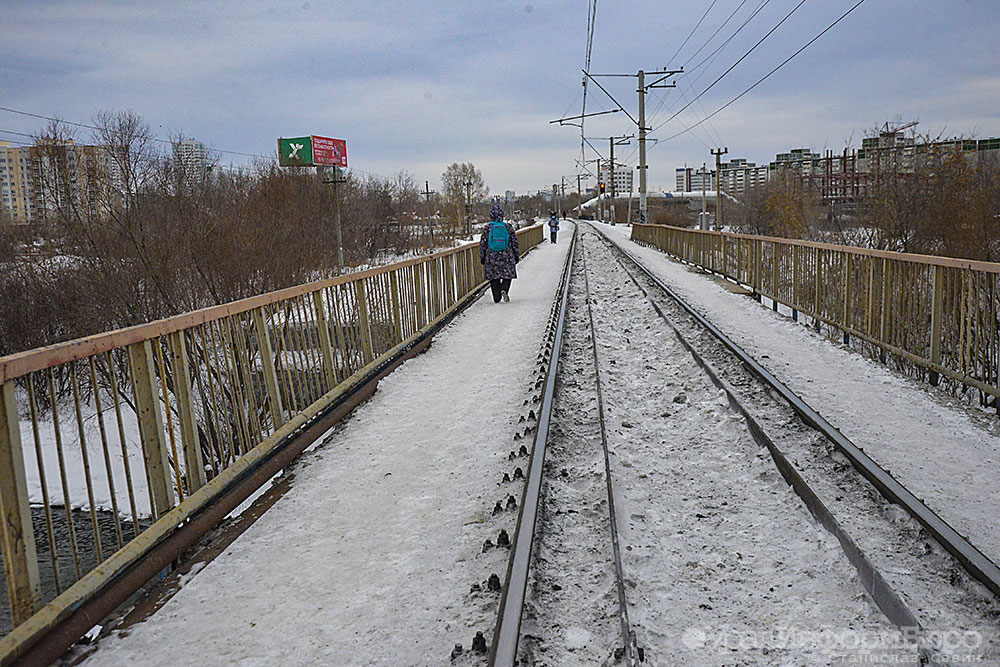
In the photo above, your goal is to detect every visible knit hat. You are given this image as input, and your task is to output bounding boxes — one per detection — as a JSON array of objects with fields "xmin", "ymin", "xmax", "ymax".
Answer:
[{"xmin": 489, "ymin": 204, "xmax": 503, "ymax": 221}]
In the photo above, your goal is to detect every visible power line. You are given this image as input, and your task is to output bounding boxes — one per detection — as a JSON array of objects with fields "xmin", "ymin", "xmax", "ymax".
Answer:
[
  {"xmin": 654, "ymin": 0, "xmax": 868, "ymax": 145},
  {"xmin": 667, "ymin": 0, "xmax": 719, "ymax": 67},
  {"xmin": 0, "ymin": 105, "xmax": 271, "ymax": 160},
  {"xmin": 683, "ymin": 0, "xmax": 755, "ymax": 68},
  {"xmin": 580, "ymin": 0, "xmax": 599, "ymax": 170},
  {"xmin": 0, "ymin": 105, "xmax": 409, "ymax": 182},
  {"xmin": 645, "ymin": 0, "xmax": 768, "ymax": 133},
  {"xmin": 653, "ymin": 0, "xmax": 808, "ymax": 134}
]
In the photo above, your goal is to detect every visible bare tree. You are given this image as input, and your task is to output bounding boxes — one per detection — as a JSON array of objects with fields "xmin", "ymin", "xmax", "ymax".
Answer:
[{"xmin": 441, "ymin": 162, "xmax": 488, "ymax": 235}]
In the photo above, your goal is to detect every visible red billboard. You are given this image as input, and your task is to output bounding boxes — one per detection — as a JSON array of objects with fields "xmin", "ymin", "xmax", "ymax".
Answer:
[{"xmin": 311, "ymin": 135, "xmax": 347, "ymax": 167}]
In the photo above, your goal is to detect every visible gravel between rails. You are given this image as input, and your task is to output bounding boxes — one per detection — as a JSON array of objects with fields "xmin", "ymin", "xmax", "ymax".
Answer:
[{"xmin": 577, "ymin": 228, "xmax": 903, "ymax": 666}]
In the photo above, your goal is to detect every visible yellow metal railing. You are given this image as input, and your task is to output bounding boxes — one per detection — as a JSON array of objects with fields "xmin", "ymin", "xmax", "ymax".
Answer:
[
  {"xmin": 630, "ymin": 223, "xmax": 1000, "ymax": 400},
  {"xmin": 0, "ymin": 223, "xmax": 543, "ymax": 637}
]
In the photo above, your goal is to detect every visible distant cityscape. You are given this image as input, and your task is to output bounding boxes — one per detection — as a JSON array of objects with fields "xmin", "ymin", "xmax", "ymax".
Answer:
[
  {"xmin": 673, "ymin": 129, "xmax": 1000, "ymax": 205},
  {"xmin": 0, "ymin": 137, "xmax": 208, "ymax": 223}
]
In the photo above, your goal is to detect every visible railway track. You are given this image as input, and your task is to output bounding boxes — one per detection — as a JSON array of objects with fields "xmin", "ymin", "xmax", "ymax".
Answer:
[{"xmin": 487, "ymin": 222, "xmax": 999, "ymax": 665}]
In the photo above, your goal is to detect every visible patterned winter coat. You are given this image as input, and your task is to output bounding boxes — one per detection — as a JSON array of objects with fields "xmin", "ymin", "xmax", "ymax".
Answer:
[{"xmin": 479, "ymin": 221, "xmax": 520, "ymax": 280}]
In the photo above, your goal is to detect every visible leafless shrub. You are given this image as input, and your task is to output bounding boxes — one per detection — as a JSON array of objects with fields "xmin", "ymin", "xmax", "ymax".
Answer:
[{"xmin": 1, "ymin": 112, "xmax": 448, "ymax": 357}]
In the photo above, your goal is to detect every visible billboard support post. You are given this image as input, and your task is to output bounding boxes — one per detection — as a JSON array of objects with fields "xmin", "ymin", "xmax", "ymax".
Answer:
[{"xmin": 279, "ymin": 135, "xmax": 348, "ymax": 271}]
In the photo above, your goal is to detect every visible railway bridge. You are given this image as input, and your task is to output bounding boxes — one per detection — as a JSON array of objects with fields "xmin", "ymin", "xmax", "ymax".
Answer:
[{"xmin": 1, "ymin": 221, "xmax": 999, "ymax": 665}]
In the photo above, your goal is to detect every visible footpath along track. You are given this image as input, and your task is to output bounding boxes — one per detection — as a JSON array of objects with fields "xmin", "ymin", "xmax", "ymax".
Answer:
[{"xmin": 486, "ymin": 222, "xmax": 1000, "ymax": 665}]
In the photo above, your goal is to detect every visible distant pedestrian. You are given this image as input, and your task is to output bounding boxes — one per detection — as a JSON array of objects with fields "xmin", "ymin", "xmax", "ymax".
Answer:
[
  {"xmin": 548, "ymin": 211, "xmax": 559, "ymax": 244},
  {"xmin": 480, "ymin": 204, "xmax": 520, "ymax": 303}
]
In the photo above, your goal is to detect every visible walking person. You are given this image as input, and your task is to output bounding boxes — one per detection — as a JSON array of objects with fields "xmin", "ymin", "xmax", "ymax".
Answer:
[
  {"xmin": 548, "ymin": 211, "xmax": 560, "ymax": 244},
  {"xmin": 480, "ymin": 204, "xmax": 520, "ymax": 303}
]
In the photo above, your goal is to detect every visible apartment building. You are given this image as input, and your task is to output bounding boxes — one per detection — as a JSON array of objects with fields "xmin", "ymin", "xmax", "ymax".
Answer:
[
  {"xmin": 172, "ymin": 139, "xmax": 208, "ymax": 183},
  {"xmin": 0, "ymin": 141, "xmax": 35, "ymax": 223},
  {"xmin": 718, "ymin": 158, "xmax": 769, "ymax": 197},
  {"xmin": 599, "ymin": 165, "xmax": 633, "ymax": 194}
]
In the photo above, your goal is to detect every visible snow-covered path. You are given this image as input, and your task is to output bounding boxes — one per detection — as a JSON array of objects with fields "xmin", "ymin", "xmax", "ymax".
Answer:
[
  {"xmin": 600, "ymin": 223, "xmax": 1000, "ymax": 571},
  {"xmin": 83, "ymin": 229, "xmax": 573, "ymax": 666}
]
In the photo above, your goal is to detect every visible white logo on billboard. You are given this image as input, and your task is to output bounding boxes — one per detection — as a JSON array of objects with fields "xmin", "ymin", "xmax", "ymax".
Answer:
[{"xmin": 287, "ymin": 143, "xmax": 304, "ymax": 160}]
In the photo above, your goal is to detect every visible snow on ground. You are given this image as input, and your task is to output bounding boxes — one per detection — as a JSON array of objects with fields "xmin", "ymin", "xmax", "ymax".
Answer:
[
  {"xmin": 82, "ymin": 229, "xmax": 573, "ymax": 666},
  {"xmin": 580, "ymin": 230, "xmax": 897, "ymax": 665},
  {"xmin": 20, "ymin": 399, "xmax": 152, "ymax": 517},
  {"xmin": 599, "ymin": 223, "xmax": 1000, "ymax": 570}
]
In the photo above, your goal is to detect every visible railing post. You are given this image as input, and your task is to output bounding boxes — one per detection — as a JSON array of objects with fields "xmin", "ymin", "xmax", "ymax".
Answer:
[
  {"xmin": 127, "ymin": 340, "xmax": 176, "ymax": 519},
  {"xmin": 355, "ymin": 279, "xmax": 375, "ymax": 363},
  {"xmin": 252, "ymin": 308, "xmax": 285, "ymax": 428},
  {"xmin": 843, "ymin": 253, "xmax": 852, "ymax": 344},
  {"xmin": 415, "ymin": 263, "xmax": 427, "ymax": 328},
  {"xmin": 168, "ymin": 332, "xmax": 206, "ymax": 494},
  {"xmin": 312, "ymin": 291, "xmax": 339, "ymax": 388},
  {"xmin": 879, "ymin": 258, "xmax": 890, "ymax": 362},
  {"xmin": 389, "ymin": 271, "xmax": 403, "ymax": 345},
  {"xmin": 814, "ymin": 248, "xmax": 822, "ymax": 319},
  {"xmin": 0, "ymin": 380, "xmax": 41, "ymax": 626},
  {"xmin": 792, "ymin": 245, "xmax": 800, "ymax": 315},
  {"xmin": 772, "ymin": 242, "xmax": 780, "ymax": 309},
  {"xmin": 929, "ymin": 265, "xmax": 945, "ymax": 385}
]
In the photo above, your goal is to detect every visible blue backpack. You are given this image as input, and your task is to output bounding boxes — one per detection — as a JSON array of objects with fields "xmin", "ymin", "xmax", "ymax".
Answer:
[{"xmin": 487, "ymin": 221, "xmax": 510, "ymax": 252}]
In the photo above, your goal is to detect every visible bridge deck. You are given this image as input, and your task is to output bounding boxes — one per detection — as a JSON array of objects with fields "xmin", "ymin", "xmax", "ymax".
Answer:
[{"xmin": 81, "ymin": 231, "xmax": 573, "ymax": 665}]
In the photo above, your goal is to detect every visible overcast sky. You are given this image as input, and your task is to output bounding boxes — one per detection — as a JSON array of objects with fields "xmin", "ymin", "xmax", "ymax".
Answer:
[{"xmin": 2, "ymin": 1, "xmax": 998, "ymax": 194}]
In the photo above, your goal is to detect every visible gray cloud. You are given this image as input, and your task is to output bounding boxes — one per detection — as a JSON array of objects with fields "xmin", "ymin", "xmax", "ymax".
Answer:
[{"xmin": 0, "ymin": 0, "xmax": 997, "ymax": 193}]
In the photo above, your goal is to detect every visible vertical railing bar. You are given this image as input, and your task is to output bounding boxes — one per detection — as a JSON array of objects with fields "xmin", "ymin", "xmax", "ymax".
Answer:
[
  {"xmin": 0, "ymin": 379, "xmax": 41, "ymax": 625},
  {"xmin": 229, "ymin": 313, "xmax": 264, "ymax": 451},
  {"xmin": 213, "ymin": 317, "xmax": 245, "ymax": 458},
  {"xmin": 27, "ymin": 378, "xmax": 61, "ymax": 594},
  {"xmin": 221, "ymin": 317, "xmax": 252, "ymax": 457},
  {"xmin": 153, "ymin": 339, "xmax": 184, "ymax": 502},
  {"xmin": 127, "ymin": 340, "xmax": 176, "ymax": 520},
  {"xmin": 89, "ymin": 356, "xmax": 123, "ymax": 549},
  {"xmin": 288, "ymin": 297, "xmax": 312, "ymax": 406},
  {"xmin": 69, "ymin": 363, "xmax": 103, "ymax": 563},
  {"xmin": 47, "ymin": 367, "xmax": 81, "ymax": 579},
  {"xmin": 168, "ymin": 331, "xmax": 206, "ymax": 493},
  {"xmin": 297, "ymin": 295, "xmax": 322, "ymax": 403},
  {"xmin": 201, "ymin": 323, "xmax": 232, "ymax": 470},
  {"xmin": 274, "ymin": 304, "xmax": 300, "ymax": 415},
  {"xmin": 107, "ymin": 351, "xmax": 141, "ymax": 539},
  {"xmin": 190, "ymin": 328, "xmax": 222, "ymax": 477}
]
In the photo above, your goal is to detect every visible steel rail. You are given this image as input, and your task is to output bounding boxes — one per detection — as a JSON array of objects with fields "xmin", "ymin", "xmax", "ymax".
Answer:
[
  {"xmin": 488, "ymin": 226, "xmax": 577, "ymax": 666},
  {"xmin": 583, "ymin": 224, "xmax": 945, "ymax": 663},
  {"xmin": 590, "ymin": 223, "xmax": 1000, "ymax": 602},
  {"xmin": 579, "ymin": 243, "xmax": 640, "ymax": 665}
]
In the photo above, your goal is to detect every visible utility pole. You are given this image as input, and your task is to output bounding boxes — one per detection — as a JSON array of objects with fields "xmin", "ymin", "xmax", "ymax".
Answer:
[
  {"xmin": 711, "ymin": 147, "xmax": 728, "ymax": 230},
  {"xmin": 608, "ymin": 134, "xmax": 632, "ymax": 226},
  {"xmin": 423, "ymin": 180, "xmax": 436, "ymax": 248},
  {"xmin": 560, "ymin": 178, "xmax": 567, "ymax": 218},
  {"xmin": 552, "ymin": 183, "xmax": 560, "ymax": 218},
  {"xmin": 637, "ymin": 70, "xmax": 646, "ymax": 224},
  {"xmin": 626, "ymin": 179, "xmax": 634, "ymax": 225},
  {"xmin": 464, "ymin": 180, "xmax": 472, "ymax": 237},
  {"xmin": 598, "ymin": 161, "xmax": 605, "ymax": 222},
  {"xmin": 323, "ymin": 166, "xmax": 348, "ymax": 271},
  {"xmin": 579, "ymin": 68, "xmax": 681, "ymax": 225},
  {"xmin": 700, "ymin": 162, "xmax": 708, "ymax": 230}
]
